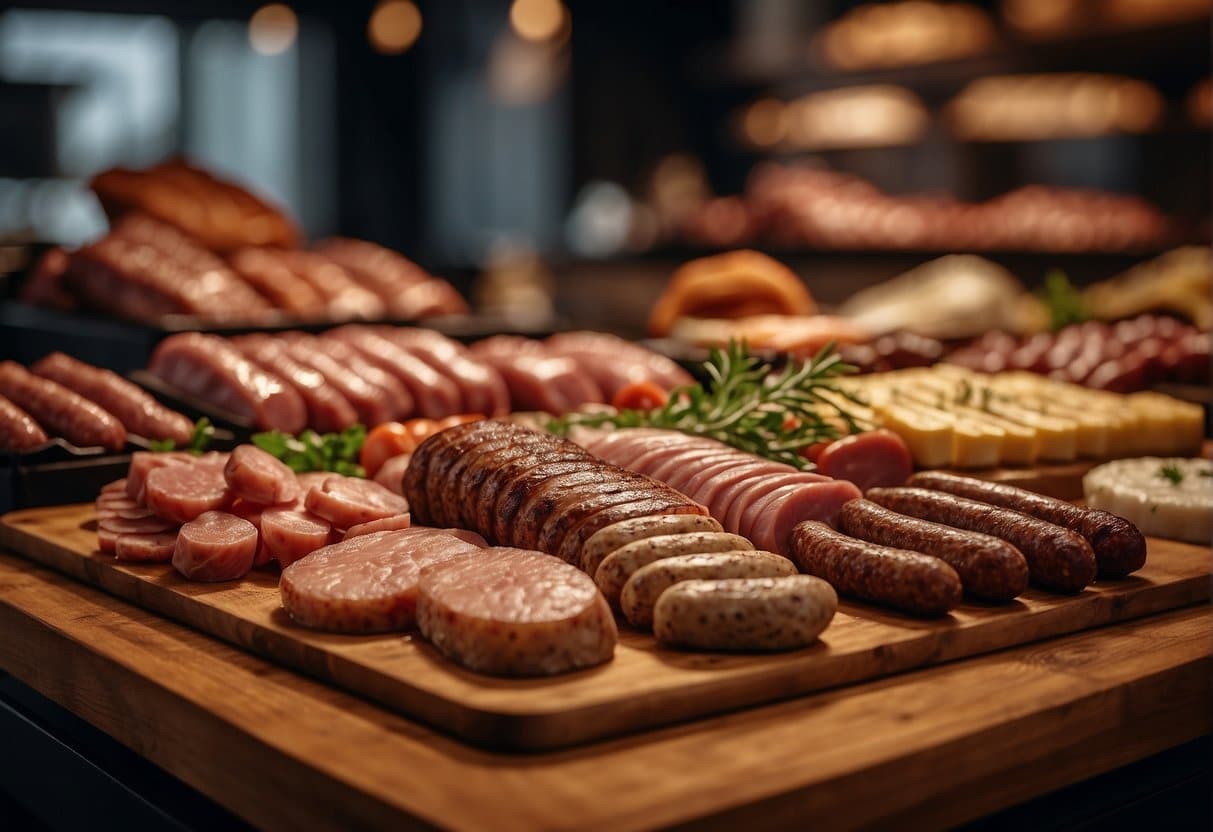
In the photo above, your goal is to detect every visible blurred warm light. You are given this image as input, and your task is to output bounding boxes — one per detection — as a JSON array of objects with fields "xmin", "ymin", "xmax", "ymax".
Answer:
[
  {"xmin": 510, "ymin": 0, "xmax": 567, "ymax": 43},
  {"xmin": 1005, "ymin": 0, "xmax": 1210, "ymax": 38},
  {"xmin": 949, "ymin": 74, "xmax": 1164, "ymax": 140},
  {"xmin": 248, "ymin": 3, "xmax": 297, "ymax": 56},
  {"xmin": 1188, "ymin": 79, "xmax": 1212, "ymax": 126},
  {"xmin": 741, "ymin": 86, "xmax": 927, "ymax": 151},
  {"xmin": 740, "ymin": 98, "xmax": 788, "ymax": 148},
  {"xmin": 368, "ymin": 0, "xmax": 422, "ymax": 54},
  {"xmin": 818, "ymin": 1, "xmax": 995, "ymax": 70}
]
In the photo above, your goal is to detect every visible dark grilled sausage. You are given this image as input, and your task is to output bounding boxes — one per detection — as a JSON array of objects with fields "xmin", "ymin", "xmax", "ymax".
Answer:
[
  {"xmin": 905, "ymin": 471, "xmax": 1147, "ymax": 578},
  {"xmin": 865, "ymin": 487, "xmax": 1097, "ymax": 593},
  {"xmin": 837, "ymin": 499, "xmax": 1029, "ymax": 602},
  {"xmin": 0, "ymin": 361, "xmax": 126, "ymax": 450},
  {"xmin": 789, "ymin": 521, "xmax": 962, "ymax": 617},
  {"xmin": 0, "ymin": 395, "xmax": 48, "ymax": 452},
  {"xmin": 402, "ymin": 419, "xmax": 486, "ymax": 524},
  {"xmin": 31, "ymin": 352, "xmax": 193, "ymax": 444}
]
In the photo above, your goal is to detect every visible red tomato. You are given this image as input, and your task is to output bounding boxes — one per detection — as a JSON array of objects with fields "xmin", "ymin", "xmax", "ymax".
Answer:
[
  {"xmin": 360, "ymin": 422, "xmax": 416, "ymax": 478},
  {"xmin": 815, "ymin": 429, "xmax": 913, "ymax": 492},
  {"xmin": 799, "ymin": 441, "xmax": 831, "ymax": 464},
  {"xmin": 612, "ymin": 381, "xmax": 669, "ymax": 411},
  {"xmin": 401, "ymin": 418, "xmax": 439, "ymax": 446}
]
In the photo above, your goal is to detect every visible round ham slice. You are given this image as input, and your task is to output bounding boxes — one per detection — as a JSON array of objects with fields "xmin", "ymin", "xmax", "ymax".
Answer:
[
  {"xmin": 372, "ymin": 453, "xmax": 412, "ymax": 496},
  {"xmin": 99, "ymin": 515, "xmax": 178, "ymax": 535},
  {"xmin": 98, "ymin": 527, "xmax": 118, "ymax": 554},
  {"xmin": 116, "ymin": 531, "xmax": 178, "ymax": 563},
  {"xmin": 101, "ymin": 478, "xmax": 128, "ymax": 495},
  {"xmin": 280, "ymin": 528, "xmax": 485, "ymax": 633},
  {"xmin": 144, "ymin": 462, "xmax": 232, "ymax": 524},
  {"xmin": 343, "ymin": 513, "xmax": 412, "ymax": 539},
  {"xmin": 224, "ymin": 445, "xmax": 300, "ymax": 505},
  {"xmin": 416, "ymin": 548, "xmax": 617, "ymax": 677},
  {"xmin": 172, "ymin": 511, "xmax": 257, "ymax": 582},
  {"xmin": 125, "ymin": 451, "xmax": 193, "ymax": 502},
  {"xmin": 304, "ymin": 476, "xmax": 410, "ymax": 530},
  {"xmin": 260, "ymin": 507, "xmax": 333, "ymax": 568},
  {"xmin": 229, "ymin": 499, "xmax": 274, "ymax": 567}
]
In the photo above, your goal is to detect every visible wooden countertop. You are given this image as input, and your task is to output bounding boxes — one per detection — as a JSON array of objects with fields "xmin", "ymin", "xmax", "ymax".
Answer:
[{"xmin": 0, "ymin": 548, "xmax": 1208, "ymax": 831}]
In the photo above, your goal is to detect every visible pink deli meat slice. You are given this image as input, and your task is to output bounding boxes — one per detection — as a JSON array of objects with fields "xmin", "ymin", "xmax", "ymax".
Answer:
[
  {"xmin": 125, "ymin": 451, "xmax": 193, "ymax": 502},
  {"xmin": 224, "ymin": 445, "xmax": 300, "ymax": 505},
  {"xmin": 416, "ymin": 547, "xmax": 617, "ymax": 677},
  {"xmin": 172, "ymin": 511, "xmax": 258, "ymax": 581},
  {"xmin": 304, "ymin": 476, "xmax": 410, "ymax": 530},
  {"xmin": 98, "ymin": 515, "xmax": 178, "ymax": 535},
  {"xmin": 97, "ymin": 527, "xmax": 119, "ymax": 554},
  {"xmin": 115, "ymin": 531, "xmax": 178, "ymax": 563},
  {"xmin": 101, "ymin": 478, "xmax": 128, "ymax": 495},
  {"xmin": 144, "ymin": 462, "xmax": 232, "ymax": 524},
  {"xmin": 260, "ymin": 506, "xmax": 333, "ymax": 568},
  {"xmin": 343, "ymin": 513, "xmax": 412, "ymax": 539},
  {"xmin": 372, "ymin": 453, "xmax": 412, "ymax": 495},
  {"xmin": 279, "ymin": 528, "xmax": 486, "ymax": 633},
  {"xmin": 229, "ymin": 498, "xmax": 275, "ymax": 567}
]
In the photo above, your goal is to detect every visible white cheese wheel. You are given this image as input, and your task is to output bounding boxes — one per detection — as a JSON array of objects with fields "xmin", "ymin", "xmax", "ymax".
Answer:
[{"xmin": 1083, "ymin": 457, "xmax": 1212, "ymax": 544}]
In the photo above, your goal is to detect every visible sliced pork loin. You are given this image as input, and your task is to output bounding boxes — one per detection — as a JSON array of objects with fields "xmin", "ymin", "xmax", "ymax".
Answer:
[
  {"xmin": 172, "ymin": 511, "xmax": 258, "ymax": 582},
  {"xmin": 280, "ymin": 528, "xmax": 486, "ymax": 633},
  {"xmin": 304, "ymin": 476, "xmax": 410, "ymax": 530},
  {"xmin": 416, "ymin": 547, "xmax": 617, "ymax": 677},
  {"xmin": 580, "ymin": 428, "xmax": 861, "ymax": 555},
  {"xmin": 224, "ymin": 445, "xmax": 300, "ymax": 506}
]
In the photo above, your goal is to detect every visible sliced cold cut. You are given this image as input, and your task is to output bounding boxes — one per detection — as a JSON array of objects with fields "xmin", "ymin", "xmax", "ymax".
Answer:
[
  {"xmin": 416, "ymin": 548, "xmax": 616, "ymax": 677},
  {"xmin": 280, "ymin": 528, "xmax": 485, "ymax": 633},
  {"xmin": 125, "ymin": 451, "xmax": 193, "ymax": 501},
  {"xmin": 343, "ymin": 514, "xmax": 412, "ymax": 539},
  {"xmin": 172, "ymin": 511, "xmax": 257, "ymax": 581},
  {"xmin": 144, "ymin": 462, "xmax": 232, "ymax": 524},
  {"xmin": 815, "ymin": 429, "xmax": 913, "ymax": 491},
  {"xmin": 260, "ymin": 506, "xmax": 333, "ymax": 568},
  {"xmin": 304, "ymin": 476, "xmax": 410, "ymax": 530},
  {"xmin": 115, "ymin": 531, "xmax": 179, "ymax": 563},
  {"xmin": 653, "ymin": 576, "xmax": 837, "ymax": 651},
  {"xmin": 224, "ymin": 445, "xmax": 300, "ymax": 505}
]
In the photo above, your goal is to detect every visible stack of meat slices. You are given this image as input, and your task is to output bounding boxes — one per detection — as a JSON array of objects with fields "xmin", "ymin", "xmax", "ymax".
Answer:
[
  {"xmin": 1, "ymin": 353, "xmax": 192, "ymax": 452},
  {"xmin": 578, "ymin": 428, "xmax": 864, "ymax": 554},
  {"xmin": 97, "ymin": 445, "xmax": 411, "ymax": 581}
]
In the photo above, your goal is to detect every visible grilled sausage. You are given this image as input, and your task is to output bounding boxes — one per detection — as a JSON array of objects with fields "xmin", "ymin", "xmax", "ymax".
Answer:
[
  {"xmin": 836, "ymin": 499, "xmax": 1029, "ymax": 602},
  {"xmin": 865, "ymin": 487, "xmax": 1097, "ymax": 593},
  {"xmin": 0, "ymin": 361, "xmax": 126, "ymax": 450},
  {"xmin": 789, "ymin": 521, "xmax": 963, "ymax": 617},
  {"xmin": 653, "ymin": 575, "xmax": 837, "ymax": 651},
  {"xmin": 905, "ymin": 472, "xmax": 1147, "ymax": 578}
]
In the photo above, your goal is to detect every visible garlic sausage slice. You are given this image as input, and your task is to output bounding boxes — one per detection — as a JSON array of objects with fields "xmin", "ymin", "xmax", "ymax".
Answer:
[{"xmin": 654, "ymin": 576, "xmax": 837, "ymax": 651}]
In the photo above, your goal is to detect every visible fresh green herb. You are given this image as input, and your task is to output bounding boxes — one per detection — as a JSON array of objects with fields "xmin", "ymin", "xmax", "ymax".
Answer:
[
  {"xmin": 1157, "ymin": 463, "xmax": 1185, "ymax": 485},
  {"xmin": 1039, "ymin": 269, "xmax": 1091, "ymax": 332},
  {"xmin": 252, "ymin": 424, "xmax": 367, "ymax": 477},
  {"xmin": 549, "ymin": 340, "xmax": 867, "ymax": 470},
  {"xmin": 147, "ymin": 417, "xmax": 214, "ymax": 455}
]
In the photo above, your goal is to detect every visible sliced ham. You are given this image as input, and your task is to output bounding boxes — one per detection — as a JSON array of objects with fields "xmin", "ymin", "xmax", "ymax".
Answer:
[
  {"xmin": 228, "ymin": 498, "xmax": 274, "ymax": 567},
  {"xmin": 172, "ymin": 511, "xmax": 258, "ymax": 581},
  {"xmin": 144, "ymin": 461, "xmax": 232, "ymax": 524},
  {"xmin": 97, "ymin": 527, "xmax": 119, "ymax": 554},
  {"xmin": 372, "ymin": 453, "xmax": 412, "ymax": 495},
  {"xmin": 99, "ymin": 515, "xmax": 178, "ymax": 535},
  {"xmin": 304, "ymin": 476, "xmax": 410, "ymax": 530},
  {"xmin": 416, "ymin": 547, "xmax": 617, "ymax": 677},
  {"xmin": 101, "ymin": 478, "xmax": 128, "ymax": 495},
  {"xmin": 125, "ymin": 451, "xmax": 193, "ymax": 502},
  {"xmin": 279, "ymin": 528, "xmax": 485, "ymax": 633},
  {"xmin": 224, "ymin": 445, "xmax": 300, "ymax": 506}
]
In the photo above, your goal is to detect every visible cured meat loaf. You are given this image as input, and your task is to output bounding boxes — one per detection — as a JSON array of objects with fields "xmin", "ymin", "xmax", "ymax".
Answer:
[
  {"xmin": 416, "ymin": 547, "xmax": 616, "ymax": 676},
  {"xmin": 280, "ymin": 528, "xmax": 485, "ymax": 633}
]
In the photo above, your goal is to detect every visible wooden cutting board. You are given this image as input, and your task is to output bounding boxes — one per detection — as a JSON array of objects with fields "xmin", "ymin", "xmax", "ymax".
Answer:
[{"xmin": 2, "ymin": 503, "xmax": 1208, "ymax": 751}]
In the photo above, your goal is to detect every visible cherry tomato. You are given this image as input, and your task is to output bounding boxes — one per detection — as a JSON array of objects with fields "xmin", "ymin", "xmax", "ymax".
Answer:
[
  {"xmin": 799, "ymin": 440, "xmax": 831, "ymax": 464},
  {"xmin": 612, "ymin": 381, "xmax": 669, "ymax": 411},
  {"xmin": 401, "ymin": 418, "xmax": 439, "ymax": 446},
  {"xmin": 360, "ymin": 422, "xmax": 417, "ymax": 478}
]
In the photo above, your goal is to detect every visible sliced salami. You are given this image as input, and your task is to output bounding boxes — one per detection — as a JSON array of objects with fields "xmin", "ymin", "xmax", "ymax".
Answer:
[{"xmin": 172, "ymin": 511, "xmax": 258, "ymax": 582}]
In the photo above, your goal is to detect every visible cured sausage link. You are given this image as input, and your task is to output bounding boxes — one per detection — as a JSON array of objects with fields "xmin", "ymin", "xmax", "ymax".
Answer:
[
  {"xmin": 836, "ymin": 499, "xmax": 1029, "ymax": 602},
  {"xmin": 0, "ymin": 394, "xmax": 48, "ymax": 452},
  {"xmin": 0, "ymin": 361, "xmax": 126, "ymax": 450},
  {"xmin": 905, "ymin": 471, "xmax": 1147, "ymax": 578},
  {"xmin": 789, "ymin": 521, "xmax": 962, "ymax": 617},
  {"xmin": 865, "ymin": 487, "xmax": 1097, "ymax": 593}
]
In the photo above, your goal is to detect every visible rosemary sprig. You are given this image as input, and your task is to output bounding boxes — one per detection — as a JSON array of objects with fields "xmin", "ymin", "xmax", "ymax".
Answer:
[{"xmin": 550, "ymin": 341, "xmax": 868, "ymax": 470}]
